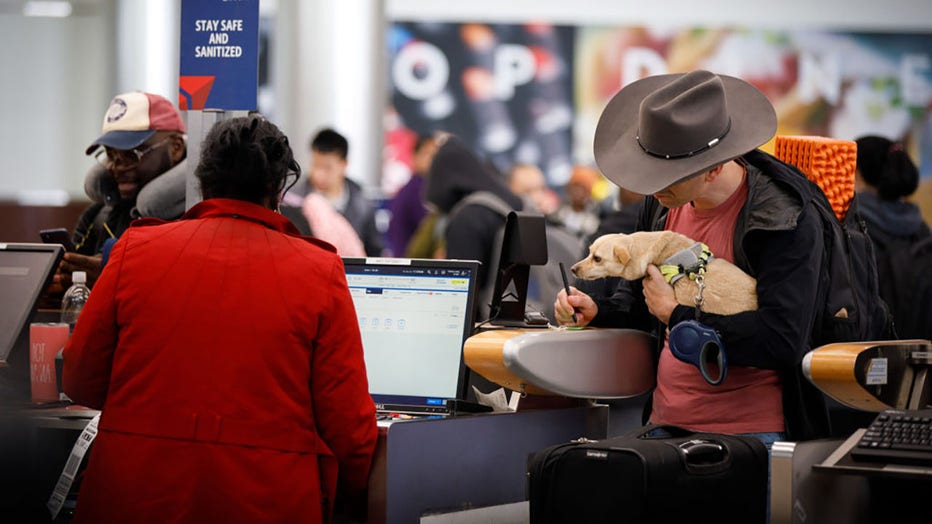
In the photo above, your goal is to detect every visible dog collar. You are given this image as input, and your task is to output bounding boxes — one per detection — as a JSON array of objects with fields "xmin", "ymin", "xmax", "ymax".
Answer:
[{"xmin": 659, "ymin": 242, "xmax": 713, "ymax": 284}]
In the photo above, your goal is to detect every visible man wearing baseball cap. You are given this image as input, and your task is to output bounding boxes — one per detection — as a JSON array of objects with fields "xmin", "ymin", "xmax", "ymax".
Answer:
[
  {"xmin": 554, "ymin": 70, "xmax": 830, "ymax": 444},
  {"xmin": 56, "ymin": 91, "xmax": 188, "ymax": 289}
]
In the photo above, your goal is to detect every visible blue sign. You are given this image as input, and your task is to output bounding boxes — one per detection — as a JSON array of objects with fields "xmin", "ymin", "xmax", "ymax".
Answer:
[{"xmin": 179, "ymin": 0, "xmax": 259, "ymax": 111}]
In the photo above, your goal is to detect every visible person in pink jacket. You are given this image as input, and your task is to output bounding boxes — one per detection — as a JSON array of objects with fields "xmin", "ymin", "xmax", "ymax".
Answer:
[{"xmin": 63, "ymin": 114, "xmax": 377, "ymax": 524}]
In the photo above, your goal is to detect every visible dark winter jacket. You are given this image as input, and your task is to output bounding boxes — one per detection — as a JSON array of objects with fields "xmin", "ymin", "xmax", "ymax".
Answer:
[
  {"xmin": 858, "ymin": 191, "xmax": 930, "ymax": 253},
  {"xmin": 341, "ymin": 177, "xmax": 384, "ymax": 257},
  {"xmin": 858, "ymin": 191, "xmax": 931, "ymax": 340}
]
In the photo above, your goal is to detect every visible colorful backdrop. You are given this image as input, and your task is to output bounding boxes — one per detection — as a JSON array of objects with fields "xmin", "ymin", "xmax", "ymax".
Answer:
[{"xmin": 385, "ymin": 23, "xmax": 932, "ymax": 221}]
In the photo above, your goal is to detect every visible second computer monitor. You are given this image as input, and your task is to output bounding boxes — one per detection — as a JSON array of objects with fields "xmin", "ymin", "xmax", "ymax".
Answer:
[{"xmin": 488, "ymin": 211, "xmax": 548, "ymax": 327}]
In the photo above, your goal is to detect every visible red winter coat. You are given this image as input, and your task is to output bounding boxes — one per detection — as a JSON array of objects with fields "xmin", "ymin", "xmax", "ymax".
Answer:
[{"xmin": 63, "ymin": 198, "xmax": 377, "ymax": 524}]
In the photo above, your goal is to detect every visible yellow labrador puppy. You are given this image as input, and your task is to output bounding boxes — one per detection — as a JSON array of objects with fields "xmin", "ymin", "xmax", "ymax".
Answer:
[{"xmin": 571, "ymin": 231, "xmax": 757, "ymax": 315}]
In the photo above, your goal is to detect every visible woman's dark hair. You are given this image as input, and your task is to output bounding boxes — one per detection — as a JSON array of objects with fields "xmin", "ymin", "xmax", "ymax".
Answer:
[
  {"xmin": 195, "ymin": 115, "xmax": 299, "ymax": 206},
  {"xmin": 855, "ymin": 135, "xmax": 919, "ymax": 201}
]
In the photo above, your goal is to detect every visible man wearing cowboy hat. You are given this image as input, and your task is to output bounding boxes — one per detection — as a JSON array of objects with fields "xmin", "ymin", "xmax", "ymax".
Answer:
[{"xmin": 555, "ymin": 70, "xmax": 830, "ymax": 443}]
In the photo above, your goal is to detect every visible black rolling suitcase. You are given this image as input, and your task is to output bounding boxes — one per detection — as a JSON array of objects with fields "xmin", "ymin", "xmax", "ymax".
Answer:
[{"xmin": 527, "ymin": 425, "xmax": 769, "ymax": 524}]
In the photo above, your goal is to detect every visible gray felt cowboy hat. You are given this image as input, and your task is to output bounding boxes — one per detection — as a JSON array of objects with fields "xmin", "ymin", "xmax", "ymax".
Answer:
[{"xmin": 593, "ymin": 70, "xmax": 777, "ymax": 195}]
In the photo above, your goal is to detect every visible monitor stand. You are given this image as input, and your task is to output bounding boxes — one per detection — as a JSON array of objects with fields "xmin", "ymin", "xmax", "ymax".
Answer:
[{"xmin": 489, "ymin": 310, "xmax": 550, "ymax": 329}]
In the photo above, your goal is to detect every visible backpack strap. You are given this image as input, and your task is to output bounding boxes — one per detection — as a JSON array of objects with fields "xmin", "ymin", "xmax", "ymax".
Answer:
[
  {"xmin": 447, "ymin": 191, "xmax": 514, "ymax": 321},
  {"xmin": 448, "ymin": 191, "xmax": 514, "ymax": 221}
]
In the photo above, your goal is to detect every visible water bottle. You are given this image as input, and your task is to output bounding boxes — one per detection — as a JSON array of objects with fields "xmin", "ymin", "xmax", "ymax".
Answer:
[{"xmin": 61, "ymin": 271, "xmax": 91, "ymax": 330}]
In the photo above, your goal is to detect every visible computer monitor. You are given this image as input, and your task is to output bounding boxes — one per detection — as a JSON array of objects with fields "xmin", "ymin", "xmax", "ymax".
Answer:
[
  {"xmin": 488, "ymin": 211, "xmax": 548, "ymax": 327},
  {"xmin": 342, "ymin": 257, "xmax": 480, "ymax": 415},
  {"xmin": 0, "ymin": 243, "xmax": 64, "ymax": 402},
  {"xmin": 0, "ymin": 243, "xmax": 64, "ymax": 366}
]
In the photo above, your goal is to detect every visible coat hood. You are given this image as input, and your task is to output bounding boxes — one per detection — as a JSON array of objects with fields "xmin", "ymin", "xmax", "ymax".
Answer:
[{"xmin": 858, "ymin": 191, "xmax": 927, "ymax": 238}]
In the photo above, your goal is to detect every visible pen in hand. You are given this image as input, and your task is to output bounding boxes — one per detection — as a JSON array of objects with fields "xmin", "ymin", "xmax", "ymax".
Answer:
[{"xmin": 559, "ymin": 262, "xmax": 578, "ymax": 324}]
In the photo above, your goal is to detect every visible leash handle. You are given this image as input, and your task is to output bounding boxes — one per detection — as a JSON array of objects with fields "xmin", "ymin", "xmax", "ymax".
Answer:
[{"xmin": 698, "ymin": 339, "xmax": 728, "ymax": 385}]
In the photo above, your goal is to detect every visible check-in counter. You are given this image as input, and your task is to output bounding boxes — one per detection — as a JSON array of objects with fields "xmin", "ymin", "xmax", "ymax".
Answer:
[
  {"xmin": 15, "ymin": 328, "xmax": 658, "ymax": 523},
  {"xmin": 367, "ymin": 404, "xmax": 607, "ymax": 523},
  {"xmin": 363, "ymin": 327, "xmax": 658, "ymax": 522},
  {"xmin": 463, "ymin": 327, "xmax": 656, "ymax": 399},
  {"xmin": 772, "ymin": 339, "xmax": 932, "ymax": 524}
]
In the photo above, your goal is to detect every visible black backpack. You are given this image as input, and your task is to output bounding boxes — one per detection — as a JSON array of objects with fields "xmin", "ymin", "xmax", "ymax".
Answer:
[
  {"xmin": 808, "ymin": 190, "xmax": 895, "ymax": 346},
  {"xmin": 744, "ymin": 151, "xmax": 894, "ymax": 347},
  {"xmin": 877, "ymin": 234, "xmax": 932, "ymax": 340}
]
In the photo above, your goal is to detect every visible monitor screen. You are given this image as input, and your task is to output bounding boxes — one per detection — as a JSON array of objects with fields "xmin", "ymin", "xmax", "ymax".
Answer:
[
  {"xmin": 342, "ymin": 257, "xmax": 479, "ymax": 414},
  {"xmin": 0, "ymin": 243, "xmax": 64, "ymax": 366}
]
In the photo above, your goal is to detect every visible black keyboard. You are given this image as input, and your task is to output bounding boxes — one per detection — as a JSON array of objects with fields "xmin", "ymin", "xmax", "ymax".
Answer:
[{"xmin": 850, "ymin": 409, "xmax": 932, "ymax": 467}]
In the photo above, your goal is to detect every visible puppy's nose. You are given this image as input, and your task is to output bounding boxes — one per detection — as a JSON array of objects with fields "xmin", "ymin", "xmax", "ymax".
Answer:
[{"xmin": 570, "ymin": 262, "xmax": 580, "ymax": 276}]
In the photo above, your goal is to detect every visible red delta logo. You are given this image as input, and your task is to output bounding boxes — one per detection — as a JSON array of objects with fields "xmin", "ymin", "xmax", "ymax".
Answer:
[{"xmin": 179, "ymin": 76, "xmax": 216, "ymax": 110}]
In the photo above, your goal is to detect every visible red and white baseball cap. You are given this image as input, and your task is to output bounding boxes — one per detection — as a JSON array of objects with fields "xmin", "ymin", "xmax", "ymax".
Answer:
[{"xmin": 85, "ymin": 92, "xmax": 186, "ymax": 155}]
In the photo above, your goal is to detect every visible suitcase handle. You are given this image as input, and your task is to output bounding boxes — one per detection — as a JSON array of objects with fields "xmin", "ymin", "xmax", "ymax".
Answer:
[
  {"xmin": 678, "ymin": 439, "xmax": 725, "ymax": 463},
  {"xmin": 677, "ymin": 438, "xmax": 730, "ymax": 474},
  {"xmin": 637, "ymin": 426, "xmax": 733, "ymax": 474}
]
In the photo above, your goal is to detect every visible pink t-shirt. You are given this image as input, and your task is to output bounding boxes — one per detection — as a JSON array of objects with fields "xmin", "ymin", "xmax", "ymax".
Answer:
[
  {"xmin": 301, "ymin": 193, "xmax": 366, "ymax": 257},
  {"xmin": 650, "ymin": 175, "xmax": 784, "ymax": 434}
]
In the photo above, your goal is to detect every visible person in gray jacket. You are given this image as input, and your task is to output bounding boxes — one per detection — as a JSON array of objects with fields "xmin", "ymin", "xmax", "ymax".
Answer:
[{"xmin": 282, "ymin": 128, "xmax": 384, "ymax": 256}]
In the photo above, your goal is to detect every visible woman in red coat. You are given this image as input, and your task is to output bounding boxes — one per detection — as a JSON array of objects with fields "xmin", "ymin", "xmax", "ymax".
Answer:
[{"xmin": 63, "ymin": 115, "xmax": 377, "ymax": 523}]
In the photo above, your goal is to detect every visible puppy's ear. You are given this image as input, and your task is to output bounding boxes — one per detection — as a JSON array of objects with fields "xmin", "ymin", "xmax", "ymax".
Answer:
[{"xmin": 613, "ymin": 244, "xmax": 631, "ymax": 265}]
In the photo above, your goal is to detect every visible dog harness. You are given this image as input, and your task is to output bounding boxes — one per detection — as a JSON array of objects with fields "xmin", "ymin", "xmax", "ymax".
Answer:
[
  {"xmin": 659, "ymin": 242, "xmax": 713, "ymax": 311},
  {"xmin": 660, "ymin": 242, "xmax": 713, "ymax": 284}
]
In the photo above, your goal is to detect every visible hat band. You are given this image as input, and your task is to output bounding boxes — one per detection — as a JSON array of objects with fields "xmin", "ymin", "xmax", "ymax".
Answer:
[{"xmin": 636, "ymin": 118, "xmax": 732, "ymax": 160}]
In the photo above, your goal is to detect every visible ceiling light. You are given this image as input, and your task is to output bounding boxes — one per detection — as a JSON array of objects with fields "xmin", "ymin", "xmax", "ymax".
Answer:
[{"xmin": 23, "ymin": 1, "xmax": 73, "ymax": 18}]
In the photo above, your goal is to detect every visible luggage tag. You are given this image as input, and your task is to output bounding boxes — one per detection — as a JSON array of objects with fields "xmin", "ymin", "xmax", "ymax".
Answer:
[
  {"xmin": 48, "ymin": 412, "xmax": 100, "ymax": 519},
  {"xmin": 668, "ymin": 320, "xmax": 727, "ymax": 386}
]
